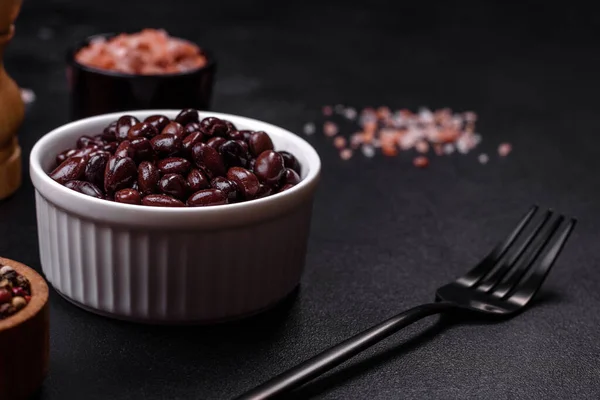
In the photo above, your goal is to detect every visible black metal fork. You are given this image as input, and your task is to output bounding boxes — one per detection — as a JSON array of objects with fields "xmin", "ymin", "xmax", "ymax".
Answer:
[{"xmin": 234, "ymin": 206, "xmax": 577, "ymax": 400}]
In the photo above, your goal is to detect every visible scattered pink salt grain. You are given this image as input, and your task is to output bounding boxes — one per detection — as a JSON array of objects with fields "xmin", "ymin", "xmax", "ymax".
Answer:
[
  {"xmin": 310, "ymin": 105, "xmax": 511, "ymax": 167},
  {"xmin": 323, "ymin": 121, "xmax": 338, "ymax": 137},
  {"xmin": 415, "ymin": 140, "xmax": 429, "ymax": 154},
  {"xmin": 20, "ymin": 88, "xmax": 36, "ymax": 105},
  {"xmin": 413, "ymin": 156, "xmax": 429, "ymax": 168},
  {"xmin": 344, "ymin": 107, "xmax": 357, "ymax": 120},
  {"xmin": 443, "ymin": 143, "xmax": 455, "ymax": 155},
  {"xmin": 361, "ymin": 145, "xmax": 375, "ymax": 158},
  {"xmin": 350, "ymin": 133, "xmax": 364, "ymax": 149},
  {"xmin": 498, "ymin": 143, "xmax": 512, "ymax": 157},
  {"xmin": 464, "ymin": 111, "xmax": 477, "ymax": 122},
  {"xmin": 340, "ymin": 148, "xmax": 353, "ymax": 160},
  {"xmin": 303, "ymin": 122, "xmax": 315, "ymax": 135},
  {"xmin": 333, "ymin": 136, "xmax": 347, "ymax": 149}
]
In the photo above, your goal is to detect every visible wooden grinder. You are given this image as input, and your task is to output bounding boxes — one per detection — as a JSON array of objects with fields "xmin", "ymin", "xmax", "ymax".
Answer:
[{"xmin": 0, "ymin": 0, "xmax": 24, "ymax": 200}]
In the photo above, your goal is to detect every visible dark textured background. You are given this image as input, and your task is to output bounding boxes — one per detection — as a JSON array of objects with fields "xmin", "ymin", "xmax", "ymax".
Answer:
[{"xmin": 1, "ymin": 0, "xmax": 600, "ymax": 399}]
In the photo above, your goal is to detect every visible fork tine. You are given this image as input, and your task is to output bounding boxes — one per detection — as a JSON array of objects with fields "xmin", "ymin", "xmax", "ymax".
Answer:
[
  {"xmin": 508, "ymin": 218, "xmax": 577, "ymax": 305},
  {"xmin": 492, "ymin": 215, "xmax": 565, "ymax": 298},
  {"xmin": 475, "ymin": 209, "xmax": 553, "ymax": 292},
  {"xmin": 455, "ymin": 205, "xmax": 538, "ymax": 287}
]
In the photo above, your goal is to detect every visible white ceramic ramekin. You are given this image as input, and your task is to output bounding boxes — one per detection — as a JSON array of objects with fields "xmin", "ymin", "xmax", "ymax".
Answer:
[{"xmin": 30, "ymin": 110, "xmax": 320, "ymax": 324}]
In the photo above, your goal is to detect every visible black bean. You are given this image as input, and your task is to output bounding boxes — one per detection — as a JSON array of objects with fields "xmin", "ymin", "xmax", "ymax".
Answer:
[
  {"xmin": 237, "ymin": 140, "xmax": 249, "ymax": 153},
  {"xmin": 182, "ymin": 131, "xmax": 204, "ymax": 154},
  {"xmin": 254, "ymin": 150, "xmax": 285, "ymax": 185},
  {"xmin": 239, "ymin": 130, "xmax": 254, "ymax": 142},
  {"xmin": 116, "ymin": 115, "xmax": 140, "ymax": 141},
  {"xmin": 249, "ymin": 131, "xmax": 274, "ymax": 157},
  {"xmin": 130, "ymin": 138, "xmax": 155, "ymax": 163},
  {"xmin": 227, "ymin": 130, "xmax": 244, "ymax": 141},
  {"xmin": 115, "ymin": 188, "xmax": 142, "ymax": 205},
  {"xmin": 187, "ymin": 168, "xmax": 210, "ymax": 192},
  {"xmin": 64, "ymin": 180, "xmax": 104, "ymax": 199},
  {"xmin": 279, "ymin": 183, "xmax": 295, "ymax": 192},
  {"xmin": 220, "ymin": 140, "xmax": 249, "ymax": 168},
  {"xmin": 200, "ymin": 117, "xmax": 228, "ymax": 137},
  {"xmin": 175, "ymin": 108, "xmax": 199, "ymax": 126},
  {"xmin": 282, "ymin": 168, "xmax": 301, "ymax": 185},
  {"xmin": 144, "ymin": 115, "xmax": 170, "ymax": 133},
  {"xmin": 224, "ymin": 120, "xmax": 237, "ymax": 133},
  {"xmin": 227, "ymin": 167, "xmax": 260, "ymax": 200},
  {"xmin": 85, "ymin": 152, "xmax": 110, "ymax": 188},
  {"xmin": 161, "ymin": 121, "xmax": 185, "ymax": 138},
  {"xmin": 150, "ymin": 134, "xmax": 182, "ymax": 158},
  {"xmin": 128, "ymin": 122, "xmax": 158, "ymax": 140},
  {"xmin": 256, "ymin": 184, "xmax": 273, "ymax": 199},
  {"xmin": 142, "ymin": 194, "xmax": 185, "ymax": 207},
  {"xmin": 56, "ymin": 148, "xmax": 77, "ymax": 165},
  {"xmin": 187, "ymin": 189, "xmax": 227, "ymax": 207},
  {"xmin": 103, "ymin": 142, "xmax": 118, "ymax": 154},
  {"xmin": 102, "ymin": 121, "xmax": 118, "ymax": 142},
  {"xmin": 49, "ymin": 156, "xmax": 87, "ymax": 184},
  {"xmin": 279, "ymin": 151, "xmax": 301, "ymax": 175},
  {"xmin": 210, "ymin": 176, "xmax": 239, "ymax": 203},
  {"xmin": 104, "ymin": 156, "xmax": 137, "ymax": 194},
  {"xmin": 92, "ymin": 134, "xmax": 106, "ymax": 145},
  {"xmin": 184, "ymin": 122, "xmax": 203, "ymax": 136},
  {"xmin": 138, "ymin": 161, "xmax": 160, "ymax": 196},
  {"xmin": 88, "ymin": 149, "xmax": 111, "ymax": 159},
  {"xmin": 70, "ymin": 145, "xmax": 101, "ymax": 160},
  {"xmin": 159, "ymin": 173, "xmax": 188, "ymax": 200},
  {"xmin": 207, "ymin": 136, "xmax": 226, "ymax": 150},
  {"xmin": 115, "ymin": 140, "xmax": 134, "ymax": 159},
  {"xmin": 191, "ymin": 142, "xmax": 226, "ymax": 177},
  {"xmin": 77, "ymin": 135, "xmax": 95, "ymax": 149},
  {"xmin": 157, "ymin": 157, "xmax": 191, "ymax": 175}
]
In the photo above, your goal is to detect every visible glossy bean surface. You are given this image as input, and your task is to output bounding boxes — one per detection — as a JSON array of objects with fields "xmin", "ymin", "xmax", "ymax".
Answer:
[
  {"xmin": 192, "ymin": 142, "xmax": 226, "ymax": 177},
  {"xmin": 65, "ymin": 180, "xmax": 104, "ymax": 198},
  {"xmin": 104, "ymin": 156, "xmax": 137, "ymax": 194},
  {"xmin": 158, "ymin": 157, "xmax": 191, "ymax": 175},
  {"xmin": 187, "ymin": 169, "xmax": 210, "ymax": 192},
  {"xmin": 159, "ymin": 173, "xmax": 188, "ymax": 200},
  {"xmin": 227, "ymin": 167, "xmax": 260, "ymax": 200},
  {"xmin": 50, "ymin": 156, "xmax": 87, "ymax": 184},
  {"xmin": 138, "ymin": 161, "xmax": 160, "ymax": 196},
  {"xmin": 254, "ymin": 150, "xmax": 285, "ymax": 185},
  {"xmin": 187, "ymin": 189, "xmax": 228, "ymax": 207},
  {"xmin": 142, "ymin": 194, "xmax": 185, "ymax": 207},
  {"xmin": 249, "ymin": 131, "xmax": 274, "ymax": 157},
  {"xmin": 116, "ymin": 115, "xmax": 140, "ymax": 141},
  {"xmin": 115, "ymin": 188, "xmax": 142, "ymax": 205},
  {"xmin": 144, "ymin": 115, "xmax": 170, "ymax": 133}
]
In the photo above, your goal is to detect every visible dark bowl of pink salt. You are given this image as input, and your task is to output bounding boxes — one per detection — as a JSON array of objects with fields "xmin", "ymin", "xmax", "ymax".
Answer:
[{"xmin": 66, "ymin": 29, "xmax": 216, "ymax": 120}]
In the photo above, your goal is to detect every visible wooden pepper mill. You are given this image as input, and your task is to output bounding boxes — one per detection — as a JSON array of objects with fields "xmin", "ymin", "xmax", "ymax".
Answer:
[{"xmin": 0, "ymin": 0, "xmax": 24, "ymax": 200}]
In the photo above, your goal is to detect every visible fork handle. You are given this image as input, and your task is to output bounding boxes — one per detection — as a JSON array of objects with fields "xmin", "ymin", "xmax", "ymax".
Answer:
[{"xmin": 234, "ymin": 301, "xmax": 457, "ymax": 400}]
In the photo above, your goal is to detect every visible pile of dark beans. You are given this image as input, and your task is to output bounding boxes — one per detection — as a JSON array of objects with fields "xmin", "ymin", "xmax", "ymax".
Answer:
[
  {"xmin": 0, "ymin": 264, "xmax": 31, "ymax": 320},
  {"xmin": 49, "ymin": 109, "xmax": 302, "ymax": 207}
]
